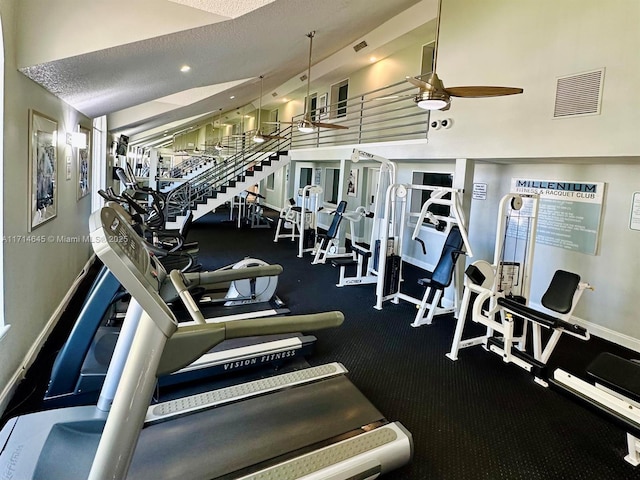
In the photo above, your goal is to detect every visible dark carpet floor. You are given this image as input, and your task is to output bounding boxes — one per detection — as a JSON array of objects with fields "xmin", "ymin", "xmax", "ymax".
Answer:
[
  {"xmin": 188, "ymin": 208, "xmax": 640, "ymax": 480},
  {"xmin": 4, "ymin": 206, "xmax": 639, "ymax": 480}
]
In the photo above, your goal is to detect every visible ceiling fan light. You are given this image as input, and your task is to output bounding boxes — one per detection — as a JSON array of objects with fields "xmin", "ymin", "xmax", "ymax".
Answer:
[
  {"xmin": 214, "ymin": 144, "xmax": 224, "ymax": 151},
  {"xmin": 415, "ymin": 91, "xmax": 450, "ymax": 110},
  {"xmin": 253, "ymin": 134, "xmax": 265, "ymax": 143},
  {"xmin": 297, "ymin": 120, "xmax": 316, "ymax": 133}
]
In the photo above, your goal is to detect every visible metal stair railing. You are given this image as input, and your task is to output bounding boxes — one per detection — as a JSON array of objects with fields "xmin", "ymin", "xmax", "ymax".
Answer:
[
  {"xmin": 164, "ymin": 125, "xmax": 292, "ymax": 220},
  {"xmin": 165, "ymin": 155, "xmax": 214, "ymax": 178}
]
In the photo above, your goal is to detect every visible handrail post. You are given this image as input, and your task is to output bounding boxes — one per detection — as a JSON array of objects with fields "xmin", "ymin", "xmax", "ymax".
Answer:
[{"xmin": 358, "ymin": 95, "xmax": 365, "ymax": 144}]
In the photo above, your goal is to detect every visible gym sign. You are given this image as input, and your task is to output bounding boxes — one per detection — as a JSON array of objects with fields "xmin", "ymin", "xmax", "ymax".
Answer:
[{"xmin": 511, "ymin": 178, "xmax": 605, "ymax": 255}]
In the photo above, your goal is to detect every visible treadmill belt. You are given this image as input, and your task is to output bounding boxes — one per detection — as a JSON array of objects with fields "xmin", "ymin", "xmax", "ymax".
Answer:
[{"xmin": 128, "ymin": 375, "xmax": 384, "ymax": 479}]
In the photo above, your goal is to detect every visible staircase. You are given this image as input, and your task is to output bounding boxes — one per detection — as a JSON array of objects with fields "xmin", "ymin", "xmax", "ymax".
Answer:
[{"xmin": 163, "ymin": 128, "xmax": 291, "ymax": 229}]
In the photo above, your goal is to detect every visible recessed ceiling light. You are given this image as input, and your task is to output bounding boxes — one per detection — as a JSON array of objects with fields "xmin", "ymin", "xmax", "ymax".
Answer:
[
  {"xmin": 282, "ymin": 98, "xmax": 289, "ymax": 102},
  {"xmin": 369, "ymin": 56, "xmax": 377, "ymax": 63},
  {"xmin": 230, "ymin": 95, "xmax": 235, "ymax": 99},
  {"xmin": 180, "ymin": 65, "xmax": 191, "ymax": 72}
]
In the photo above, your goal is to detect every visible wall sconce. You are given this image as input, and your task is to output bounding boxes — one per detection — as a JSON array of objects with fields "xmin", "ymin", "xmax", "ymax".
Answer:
[{"xmin": 66, "ymin": 131, "xmax": 87, "ymax": 149}]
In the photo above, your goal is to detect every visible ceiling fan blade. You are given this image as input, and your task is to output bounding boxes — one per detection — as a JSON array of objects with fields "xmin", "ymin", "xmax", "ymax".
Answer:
[
  {"xmin": 445, "ymin": 86, "xmax": 523, "ymax": 98},
  {"xmin": 311, "ymin": 121, "xmax": 349, "ymax": 130},
  {"xmin": 264, "ymin": 134, "xmax": 287, "ymax": 140},
  {"xmin": 406, "ymin": 76, "xmax": 432, "ymax": 91}
]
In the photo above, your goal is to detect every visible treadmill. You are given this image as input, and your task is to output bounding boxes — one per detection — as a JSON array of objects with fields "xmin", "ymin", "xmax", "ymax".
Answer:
[
  {"xmin": 44, "ymin": 262, "xmax": 308, "ymax": 408},
  {"xmin": 0, "ymin": 205, "xmax": 413, "ymax": 479},
  {"xmin": 43, "ymin": 201, "xmax": 309, "ymax": 408}
]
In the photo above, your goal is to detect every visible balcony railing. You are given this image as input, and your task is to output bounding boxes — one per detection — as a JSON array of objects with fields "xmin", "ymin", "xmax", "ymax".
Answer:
[{"xmin": 290, "ymin": 78, "xmax": 430, "ymax": 149}]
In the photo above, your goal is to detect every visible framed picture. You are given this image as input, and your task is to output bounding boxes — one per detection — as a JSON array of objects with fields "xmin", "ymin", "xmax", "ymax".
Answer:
[
  {"xmin": 347, "ymin": 168, "xmax": 359, "ymax": 197},
  {"xmin": 318, "ymin": 93, "xmax": 328, "ymax": 119},
  {"xmin": 28, "ymin": 110, "xmax": 58, "ymax": 231},
  {"xmin": 77, "ymin": 126, "xmax": 91, "ymax": 200}
]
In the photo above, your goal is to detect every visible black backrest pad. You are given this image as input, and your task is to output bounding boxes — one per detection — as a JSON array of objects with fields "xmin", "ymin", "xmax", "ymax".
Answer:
[
  {"xmin": 431, "ymin": 225, "xmax": 464, "ymax": 289},
  {"xmin": 326, "ymin": 200, "xmax": 347, "ymax": 238},
  {"xmin": 540, "ymin": 270, "xmax": 580, "ymax": 314}
]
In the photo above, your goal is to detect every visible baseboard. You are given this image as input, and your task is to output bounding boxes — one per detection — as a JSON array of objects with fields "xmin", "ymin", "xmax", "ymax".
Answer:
[
  {"xmin": 405, "ymin": 255, "xmax": 640, "ymax": 352},
  {"xmin": 263, "ymin": 201, "xmax": 280, "ymax": 212},
  {"xmin": 0, "ymin": 255, "xmax": 96, "ymax": 416},
  {"xmin": 518, "ymin": 299, "xmax": 640, "ymax": 355},
  {"xmin": 576, "ymin": 318, "xmax": 640, "ymax": 353}
]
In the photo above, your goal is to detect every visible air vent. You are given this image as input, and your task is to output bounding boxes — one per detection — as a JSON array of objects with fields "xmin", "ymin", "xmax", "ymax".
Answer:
[
  {"xmin": 272, "ymin": 92, "xmax": 278, "ymax": 97},
  {"xmin": 553, "ymin": 68, "xmax": 604, "ymax": 118},
  {"xmin": 299, "ymin": 74, "xmax": 308, "ymax": 82},
  {"xmin": 353, "ymin": 40, "xmax": 368, "ymax": 52}
]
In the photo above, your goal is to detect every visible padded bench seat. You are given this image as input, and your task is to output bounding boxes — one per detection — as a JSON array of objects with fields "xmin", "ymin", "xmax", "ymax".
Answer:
[
  {"xmin": 587, "ymin": 352, "xmax": 640, "ymax": 404},
  {"xmin": 497, "ymin": 296, "xmax": 587, "ymax": 336},
  {"xmin": 331, "ymin": 258, "xmax": 358, "ymax": 268}
]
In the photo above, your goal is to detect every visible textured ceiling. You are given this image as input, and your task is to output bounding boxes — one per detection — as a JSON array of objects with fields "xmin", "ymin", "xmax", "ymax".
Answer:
[
  {"xmin": 19, "ymin": 0, "xmax": 425, "ymax": 143},
  {"xmin": 167, "ymin": 0, "xmax": 277, "ymax": 18}
]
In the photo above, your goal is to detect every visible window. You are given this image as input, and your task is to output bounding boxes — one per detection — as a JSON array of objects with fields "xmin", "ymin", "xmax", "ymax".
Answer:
[
  {"xmin": 269, "ymin": 109, "xmax": 279, "ymax": 134},
  {"xmin": 304, "ymin": 93, "xmax": 318, "ymax": 120},
  {"xmin": 411, "ymin": 171, "xmax": 453, "ymax": 219},
  {"xmin": 324, "ymin": 168, "xmax": 340, "ymax": 204},
  {"xmin": 330, "ymin": 79, "xmax": 349, "ymax": 118},
  {"xmin": 266, "ymin": 173, "xmax": 275, "ymax": 190},
  {"xmin": 299, "ymin": 167, "xmax": 313, "ymax": 188}
]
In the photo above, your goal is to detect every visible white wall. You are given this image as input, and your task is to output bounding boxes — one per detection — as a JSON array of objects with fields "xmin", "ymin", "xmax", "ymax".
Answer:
[
  {"xmin": 0, "ymin": 1, "xmax": 94, "ymax": 413},
  {"xmin": 425, "ymin": 0, "xmax": 640, "ymax": 159},
  {"xmin": 470, "ymin": 161, "xmax": 640, "ymax": 348}
]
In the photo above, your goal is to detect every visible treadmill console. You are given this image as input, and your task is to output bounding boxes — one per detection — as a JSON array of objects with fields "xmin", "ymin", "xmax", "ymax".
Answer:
[
  {"xmin": 89, "ymin": 206, "xmax": 178, "ymax": 337},
  {"xmin": 104, "ymin": 200, "xmax": 168, "ymax": 285}
]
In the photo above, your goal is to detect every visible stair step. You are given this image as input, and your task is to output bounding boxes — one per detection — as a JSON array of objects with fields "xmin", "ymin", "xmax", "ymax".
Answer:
[{"xmin": 178, "ymin": 148, "xmax": 291, "ymax": 222}]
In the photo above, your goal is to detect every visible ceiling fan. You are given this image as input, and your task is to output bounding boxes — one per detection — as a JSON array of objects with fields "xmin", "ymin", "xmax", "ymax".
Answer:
[
  {"xmin": 252, "ymin": 75, "xmax": 287, "ymax": 143},
  {"xmin": 268, "ymin": 31, "xmax": 348, "ymax": 133},
  {"xmin": 406, "ymin": 0, "xmax": 523, "ymax": 111},
  {"xmin": 204, "ymin": 109, "xmax": 229, "ymax": 151}
]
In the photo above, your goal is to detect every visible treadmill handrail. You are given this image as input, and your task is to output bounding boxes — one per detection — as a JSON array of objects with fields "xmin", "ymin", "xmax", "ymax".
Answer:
[{"xmin": 157, "ymin": 312, "xmax": 344, "ymax": 376}]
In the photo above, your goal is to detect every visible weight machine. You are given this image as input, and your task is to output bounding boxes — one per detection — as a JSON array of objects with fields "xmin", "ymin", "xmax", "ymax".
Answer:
[
  {"xmin": 331, "ymin": 149, "xmax": 397, "ymax": 288},
  {"xmin": 310, "ymin": 200, "xmax": 354, "ymax": 265},
  {"xmin": 273, "ymin": 185, "xmax": 324, "ymax": 258},
  {"xmin": 273, "ymin": 197, "xmax": 299, "ymax": 242},
  {"xmin": 551, "ymin": 353, "xmax": 640, "ymax": 466},
  {"xmin": 231, "ymin": 188, "xmax": 271, "ymax": 229},
  {"xmin": 447, "ymin": 193, "xmax": 592, "ymax": 386},
  {"xmin": 374, "ymin": 184, "xmax": 472, "ymax": 313},
  {"xmin": 409, "ymin": 188, "xmax": 473, "ymax": 326}
]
